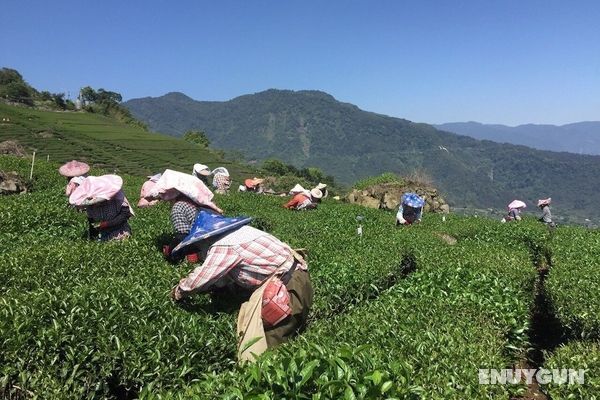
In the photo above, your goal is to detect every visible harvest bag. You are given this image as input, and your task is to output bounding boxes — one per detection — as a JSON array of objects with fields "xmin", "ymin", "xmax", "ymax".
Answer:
[
  {"xmin": 237, "ymin": 281, "xmax": 269, "ymax": 362},
  {"xmin": 261, "ymin": 277, "xmax": 291, "ymax": 327}
]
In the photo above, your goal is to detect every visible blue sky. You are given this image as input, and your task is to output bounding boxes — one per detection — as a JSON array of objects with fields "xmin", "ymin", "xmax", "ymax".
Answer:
[{"xmin": 2, "ymin": 0, "xmax": 599, "ymax": 125}]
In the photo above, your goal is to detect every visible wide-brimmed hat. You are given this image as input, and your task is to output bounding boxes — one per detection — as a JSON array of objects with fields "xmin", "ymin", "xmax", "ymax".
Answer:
[
  {"xmin": 289, "ymin": 184, "xmax": 307, "ymax": 195},
  {"xmin": 138, "ymin": 179, "xmax": 159, "ymax": 208},
  {"xmin": 211, "ymin": 167, "xmax": 229, "ymax": 176},
  {"xmin": 537, "ymin": 198, "xmax": 551, "ymax": 207},
  {"xmin": 244, "ymin": 178, "xmax": 264, "ymax": 188},
  {"xmin": 59, "ymin": 160, "xmax": 90, "ymax": 177},
  {"xmin": 69, "ymin": 175, "xmax": 123, "ymax": 206},
  {"xmin": 402, "ymin": 192, "xmax": 425, "ymax": 208},
  {"xmin": 314, "ymin": 183, "xmax": 328, "ymax": 198},
  {"xmin": 146, "ymin": 173, "xmax": 162, "ymax": 182},
  {"xmin": 193, "ymin": 163, "xmax": 211, "ymax": 176},
  {"xmin": 172, "ymin": 210, "xmax": 252, "ymax": 255},
  {"xmin": 310, "ymin": 188, "xmax": 323, "ymax": 199},
  {"xmin": 70, "ymin": 176, "xmax": 85, "ymax": 186},
  {"xmin": 508, "ymin": 200, "xmax": 527, "ymax": 210}
]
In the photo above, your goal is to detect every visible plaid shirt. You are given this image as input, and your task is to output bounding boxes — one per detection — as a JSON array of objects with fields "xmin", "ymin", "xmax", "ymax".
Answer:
[
  {"xmin": 212, "ymin": 173, "xmax": 231, "ymax": 191},
  {"xmin": 86, "ymin": 194, "xmax": 131, "ymax": 241},
  {"xmin": 170, "ymin": 200, "xmax": 199, "ymax": 234},
  {"xmin": 177, "ymin": 226, "xmax": 307, "ymax": 296}
]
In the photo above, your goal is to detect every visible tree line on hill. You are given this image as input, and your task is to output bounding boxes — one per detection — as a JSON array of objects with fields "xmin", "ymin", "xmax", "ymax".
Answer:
[
  {"xmin": 0, "ymin": 67, "xmax": 145, "ymax": 130},
  {"xmin": 0, "ymin": 68, "xmax": 69, "ymax": 109}
]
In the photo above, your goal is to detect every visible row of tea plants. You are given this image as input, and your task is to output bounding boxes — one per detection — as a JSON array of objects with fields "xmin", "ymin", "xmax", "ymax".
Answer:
[{"xmin": 0, "ymin": 155, "xmax": 596, "ymax": 398}]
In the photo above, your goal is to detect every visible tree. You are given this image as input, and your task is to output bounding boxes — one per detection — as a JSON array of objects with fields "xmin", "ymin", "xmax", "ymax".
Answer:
[
  {"xmin": 183, "ymin": 130, "xmax": 210, "ymax": 147},
  {"xmin": 52, "ymin": 93, "xmax": 66, "ymax": 109},
  {"xmin": 0, "ymin": 81, "xmax": 33, "ymax": 105},
  {"xmin": 80, "ymin": 86, "xmax": 97, "ymax": 103},
  {"xmin": 97, "ymin": 88, "xmax": 122, "ymax": 104},
  {"xmin": 39, "ymin": 91, "xmax": 53, "ymax": 101},
  {"xmin": 262, "ymin": 159, "xmax": 291, "ymax": 176},
  {"xmin": 0, "ymin": 68, "xmax": 24, "ymax": 85},
  {"xmin": 301, "ymin": 167, "xmax": 325, "ymax": 183}
]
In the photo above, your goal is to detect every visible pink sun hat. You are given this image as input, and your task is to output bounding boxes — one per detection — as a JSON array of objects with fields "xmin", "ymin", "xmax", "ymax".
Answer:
[
  {"xmin": 59, "ymin": 160, "xmax": 90, "ymax": 177},
  {"xmin": 69, "ymin": 175, "xmax": 123, "ymax": 206},
  {"xmin": 507, "ymin": 200, "xmax": 527, "ymax": 210},
  {"xmin": 537, "ymin": 198, "xmax": 551, "ymax": 207},
  {"xmin": 151, "ymin": 169, "xmax": 222, "ymax": 213},
  {"xmin": 138, "ymin": 179, "xmax": 159, "ymax": 208}
]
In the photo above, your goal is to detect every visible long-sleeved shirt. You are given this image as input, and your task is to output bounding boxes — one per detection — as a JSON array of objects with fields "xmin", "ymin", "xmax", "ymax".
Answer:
[
  {"xmin": 170, "ymin": 200, "xmax": 199, "ymax": 234},
  {"xmin": 540, "ymin": 205, "xmax": 553, "ymax": 223},
  {"xmin": 396, "ymin": 205, "xmax": 422, "ymax": 224},
  {"xmin": 508, "ymin": 208, "xmax": 521, "ymax": 221},
  {"xmin": 212, "ymin": 173, "xmax": 231, "ymax": 192},
  {"xmin": 176, "ymin": 226, "xmax": 307, "ymax": 298},
  {"xmin": 284, "ymin": 193, "xmax": 312, "ymax": 210},
  {"xmin": 86, "ymin": 195, "xmax": 132, "ymax": 241}
]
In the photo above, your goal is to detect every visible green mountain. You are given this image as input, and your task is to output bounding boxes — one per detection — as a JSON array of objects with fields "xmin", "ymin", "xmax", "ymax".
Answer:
[
  {"xmin": 436, "ymin": 121, "xmax": 600, "ymax": 155},
  {"xmin": 0, "ymin": 102, "xmax": 255, "ymax": 179},
  {"xmin": 124, "ymin": 89, "xmax": 600, "ymax": 222}
]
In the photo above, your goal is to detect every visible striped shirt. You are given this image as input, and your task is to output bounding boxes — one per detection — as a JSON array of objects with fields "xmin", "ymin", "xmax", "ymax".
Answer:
[{"xmin": 176, "ymin": 226, "xmax": 307, "ymax": 297}]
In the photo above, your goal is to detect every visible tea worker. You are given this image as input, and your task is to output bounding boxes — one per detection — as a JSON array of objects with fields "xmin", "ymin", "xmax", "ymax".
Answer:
[
  {"xmin": 59, "ymin": 160, "xmax": 90, "ymax": 196},
  {"xmin": 283, "ymin": 188, "xmax": 322, "ymax": 210},
  {"xmin": 396, "ymin": 193, "xmax": 425, "ymax": 225},
  {"xmin": 86, "ymin": 191, "xmax": 133, "ymax": 241},
  {"xmin": 170, "ymin": 219, "xmax": 313, "ymax": 362},
  {"xmin": 240, "ymin": 177, "xmax": 264, "ymax": 193},
  {"xmin": 288, "ymin": 183, "xmax": 309, "ymax": 196},
  {"xmin": 507, "ymin": 208, "xmax": 522, "ymax": 221},
  {"xmin": 69, "ymin": 175, "xmax": 134, "ymax": 241},
  {"xmin": 192, "ymin": 163, "xmax": 211, "ymax": 185},
  {"xmin": 502, "ymin": 200, "xmax": 526, "ymax": 222},
  {"xmin": 211, "ymin": 167, "xmax": 231, "ymax": 195},
  {"xmin": 170, "ymin": 194, "xmax": 201, "ymax": 246},
  {"xmin": 138, "ymin": 173, "xmax": 161, "ymax": 208},
  {"xmin": 538, "ymin": 198, "xmax": 555, "ymax": 227},
  {"xmin": 396, "ymin": 204, "xmax": 422, "ymax": 225},
  {"xmin": 313, "ymin": 183, "xmax": 328, "ymax": 199},
  {"xmin": 147, "ymin": 169, "xmax": 223, "ymax": 256}
]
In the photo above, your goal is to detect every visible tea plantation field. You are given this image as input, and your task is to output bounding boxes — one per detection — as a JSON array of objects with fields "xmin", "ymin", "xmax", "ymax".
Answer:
[
  {"xmin": 0, "ymin": 103, "xmax": 255, "ymax": 180},
  {"xmin": 1, "ymin": 155, "xmax": 599, "ymax": 399}
]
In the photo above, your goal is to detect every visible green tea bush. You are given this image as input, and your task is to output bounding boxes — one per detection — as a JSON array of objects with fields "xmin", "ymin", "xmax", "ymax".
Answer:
[
  {"xmin": 1, "ymin": 155, "xmax": 590, "ymax": 399},
  {"xmin": 543, "ymin": 341, "xmax": 600, "ymax": 399},
  {"xmin": 352, "ymin": 172, "xmax": 403, "ymax": 190},
  {"xmin": 153, "ymin": 237, "xmax": 536, "ymax": 399},
  {"xmin": 546, "ymin": 227, "xmax": 600, "ymax": 340}
]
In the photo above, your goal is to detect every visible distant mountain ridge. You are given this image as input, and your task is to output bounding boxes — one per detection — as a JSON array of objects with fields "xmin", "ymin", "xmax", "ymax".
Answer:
[
  {"xmin": 124, "ymin": 90, "xmax": 600, "ymax": 222},
  {"xmin": 435, "ymin": 121, "xmax": 600, "ymax": 155}
]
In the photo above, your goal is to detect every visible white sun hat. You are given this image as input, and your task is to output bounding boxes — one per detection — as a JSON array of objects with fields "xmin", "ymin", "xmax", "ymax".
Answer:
[
  {"xmin": 310, "ymin": 188, "xmax": 323, "ymax": 199},
  {"xmin": 193, "ymin": 163, "xmax": 211, "ymax": 177}
]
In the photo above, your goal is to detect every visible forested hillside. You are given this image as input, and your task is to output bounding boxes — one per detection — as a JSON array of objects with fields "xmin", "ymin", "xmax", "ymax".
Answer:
[
  {"xmin": 125, "ymin": 90, "xmax": 600, "ymax": 222},
  {"xmin": 436, "ymin": 121, "xmax": 600, "ymax": 155}
]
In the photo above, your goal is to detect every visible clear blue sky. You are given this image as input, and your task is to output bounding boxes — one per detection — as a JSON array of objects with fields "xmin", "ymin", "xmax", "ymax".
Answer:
[{"xmin": 2, "ymin": 0, "xmax": 599, "ymax": 125}]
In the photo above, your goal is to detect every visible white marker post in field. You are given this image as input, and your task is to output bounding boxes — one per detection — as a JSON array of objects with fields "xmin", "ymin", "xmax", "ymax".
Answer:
[{"xmin": 29, "ymin": 151, "xmax": 36, "ymax": 180}]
